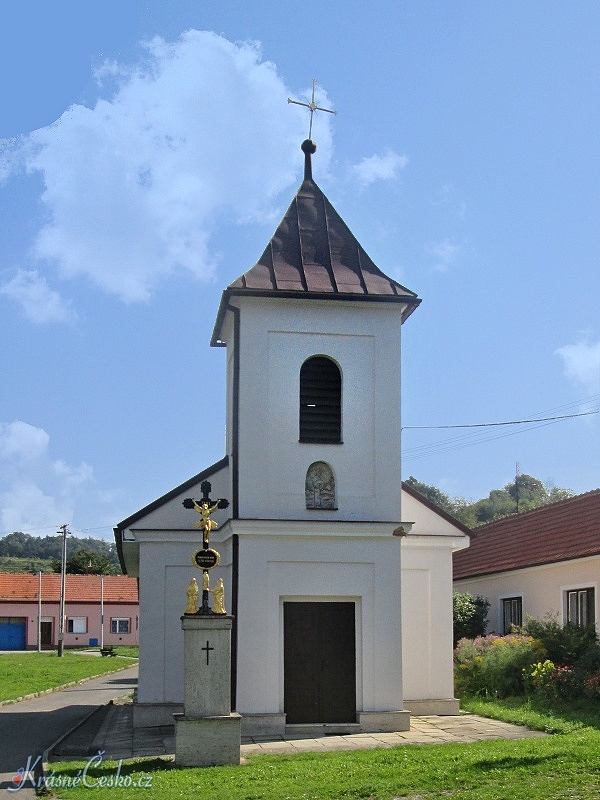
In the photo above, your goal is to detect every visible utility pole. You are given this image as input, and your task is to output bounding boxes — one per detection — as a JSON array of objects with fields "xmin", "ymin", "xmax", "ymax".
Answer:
[
  {"xmin": 515, "ymin": 462, "xmax": 520, "ymax": 514},
  {"xmin": 100, "ymin": 574, "xmax": 104, "ymax": 650},
  {"xmin": 57, "ymin": 524, "xmax": 70, "ymax": 657},
  {"xmin": 37, "ymin": 570, "xmax": 42, "ymax": 653}
]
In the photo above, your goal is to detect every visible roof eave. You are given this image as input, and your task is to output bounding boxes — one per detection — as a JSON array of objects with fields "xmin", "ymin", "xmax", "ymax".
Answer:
[
  {"xmin": 114, "ymin": 456, "xmax": 229, "ymax": 572},
  {"xmin": 401, "ymin": 480, "xmax": 473, "ymax": 537},
  {"xmin": 211, "ymin": 288, "xmax": 422, "ymax": 347}
]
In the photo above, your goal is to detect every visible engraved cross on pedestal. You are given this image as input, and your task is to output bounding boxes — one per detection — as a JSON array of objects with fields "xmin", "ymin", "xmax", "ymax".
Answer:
[{"xmin": 201, "ymin": 640, "xmax": 214, "ymax": 665}]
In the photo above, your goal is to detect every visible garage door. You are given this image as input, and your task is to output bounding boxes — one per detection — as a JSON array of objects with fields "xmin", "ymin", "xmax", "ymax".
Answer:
[{"xmin": 0, "ymin": 617, "xmax": 27, "ymax": 650}]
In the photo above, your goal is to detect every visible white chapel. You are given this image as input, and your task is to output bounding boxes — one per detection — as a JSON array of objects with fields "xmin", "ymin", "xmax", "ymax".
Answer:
[{"xmin": 115, "ymin": 139, "xmax": 470, "ymax": 736}]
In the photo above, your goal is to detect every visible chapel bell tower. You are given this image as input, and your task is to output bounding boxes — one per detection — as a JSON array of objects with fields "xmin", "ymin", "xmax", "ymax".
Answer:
[{"xmin": 211, "ymin": 139, "xmax": 421, "ymax": 525}]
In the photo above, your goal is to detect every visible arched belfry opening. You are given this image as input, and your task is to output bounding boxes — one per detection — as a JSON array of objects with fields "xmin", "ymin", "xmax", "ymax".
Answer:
[
  {"xmin": 305, "ymin": 461, "xmax": 337, "ymax": 510},
  {"xmin": 299, "ymin": 356, "xmax": 341, "ymax": 443}
]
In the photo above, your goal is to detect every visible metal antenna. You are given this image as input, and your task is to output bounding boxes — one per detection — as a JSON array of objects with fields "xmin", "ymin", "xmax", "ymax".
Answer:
[{"xmin": 288, "ymin": 78, "xmax": 337, "ymax": 139}]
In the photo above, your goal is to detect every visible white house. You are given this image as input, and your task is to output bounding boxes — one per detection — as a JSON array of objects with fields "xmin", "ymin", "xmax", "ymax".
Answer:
[
  {"xmin": 115, "ymin": 140, "xmax": 470, "ymax": 735},
  {"xmin": 454, "ymin": 489, "xmax": 600, "ymax": 635}
]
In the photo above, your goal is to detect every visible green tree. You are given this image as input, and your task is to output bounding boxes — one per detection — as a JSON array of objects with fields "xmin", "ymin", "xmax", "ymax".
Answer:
[
  {"xmin": 404, "ymin": 476, "xmax": 455, "ymax": 514},
  {"xmin": 508, "ymin": 474, "xmax": 547, "ymax": 511},
  {"xmin": 52, "ymin": 548, "xmax": 118, "ymax": 575},
  {"xmin": 449, "ymin": 497, "xmax": 479, "ymax": 528},
  {"xmin": 0, "ymin": 532, "xmax": 120, "ymax": 570},
  {"xmin": 0, "ymin": 532, "xmax": 30, "ymax": 557},
  {"xmin": 406, "ymin": 474, "xmax": 574, "ymax": 528},
  {"xmin": 473, "ymin": 488, "xmax": 515, "ymax": 524}
]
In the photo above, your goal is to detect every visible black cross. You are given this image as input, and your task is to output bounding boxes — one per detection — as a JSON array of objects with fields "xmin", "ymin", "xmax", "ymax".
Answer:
[
  {"xmin": 201, "ymin": 640, "xmax": 214, "ymax": 665},
  {"xmin": 182, "ymin": 482, "xmax": 229, "ymax": 516}
]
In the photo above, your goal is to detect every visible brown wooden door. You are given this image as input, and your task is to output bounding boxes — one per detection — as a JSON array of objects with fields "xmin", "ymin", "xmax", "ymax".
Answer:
[
  {"xmin": 284, "ymin": 602, "xmax": 356, "ymax": 724},
  {"xmin": 40, "ymin": 621, "xmax": 53, "ymax": 646}
]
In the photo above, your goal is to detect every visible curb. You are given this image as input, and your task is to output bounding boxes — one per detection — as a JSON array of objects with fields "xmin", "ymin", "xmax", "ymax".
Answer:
[{"xmin": 38, "ymin": 667, "xmax": 137, "ymax": 794}]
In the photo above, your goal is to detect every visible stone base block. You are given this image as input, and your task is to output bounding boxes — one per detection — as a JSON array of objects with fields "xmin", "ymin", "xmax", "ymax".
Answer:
[
  {"xmin": 174, "ymin": 713, "xmax": 241, "ymax": 767},
  {"xmin": 286, "ymin": 723, "xmax": 360, "ymax": 736},
  {"xmin": 240, "ymin": 713, "xmax": 286, "ymax": 738},
  {"xmin": 134, "ymin": 702, "xmax": 182, "ymax": 728},
  {"xmin": 402, "ymin": 698, "xmax": 460, "ymax": 716},
  {"xmin": 358, "ymin": 710, "xmax": 411, "ymax": 732}
]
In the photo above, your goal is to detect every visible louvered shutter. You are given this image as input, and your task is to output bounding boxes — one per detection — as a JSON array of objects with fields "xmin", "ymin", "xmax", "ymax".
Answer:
[{"xmin": 299, "ymin": 357, "xmax": 341, "ymax": 443}]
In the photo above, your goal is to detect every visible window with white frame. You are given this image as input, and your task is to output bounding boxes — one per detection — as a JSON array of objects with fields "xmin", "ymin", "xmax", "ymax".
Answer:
[
  {"xmin": 566, "ymin": 588, "xmax": 595, "ymax": 627},
  {"xmin": 67, "ymin": 617, "xmax": 87, "ymax": 634},
  {"xmin": 111, "ymin": 617, "xmax": 130, "ymax": 634},
  {"xmin": 502, "ymin": 597, "xmax": 522, "ymax": 634}
]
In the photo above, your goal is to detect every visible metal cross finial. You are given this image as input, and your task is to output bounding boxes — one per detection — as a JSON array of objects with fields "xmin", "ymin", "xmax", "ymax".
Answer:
[{"xmin": 288, "ymin": 78, "xmax": 337, "ymax": 140}]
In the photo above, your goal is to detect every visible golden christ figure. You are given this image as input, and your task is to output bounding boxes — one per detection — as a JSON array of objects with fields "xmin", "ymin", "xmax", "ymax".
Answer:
[{"xmin": 183, "ymin": 482, "xmax": 229, "ymax": 547}]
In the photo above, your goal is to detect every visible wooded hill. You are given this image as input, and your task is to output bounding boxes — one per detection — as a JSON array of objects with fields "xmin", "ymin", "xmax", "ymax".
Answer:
[
  {"xmin": 0, "ymin": 532, "xmax": 121, "ymax": 574},
  {"xmin": 405, "ymin": 473, "xmax": 574, "ymax": 528}
]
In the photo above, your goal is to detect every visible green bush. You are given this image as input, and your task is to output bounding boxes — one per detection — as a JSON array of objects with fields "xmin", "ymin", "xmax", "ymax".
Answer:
[
  {"xmin": 583, "ymin": 672, "xmax": 600, "ymax": 699},
  {"xmin": 455, "ymin": 633, "xmax": 543, "ymax": 698},
  {"xmin": 524, "ymin": 615, "xmax": 600, "ymax": 667},
  {"xmin": 453, "ymin": 591, "xmax": 489, "ymax": 646},
  {"xmin": 525, "ymin": 660, "xmax": 580, "ymax": 702}
]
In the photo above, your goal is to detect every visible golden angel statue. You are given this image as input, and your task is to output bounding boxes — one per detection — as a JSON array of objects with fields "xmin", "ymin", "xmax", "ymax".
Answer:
[
  {"xmin": 185, "ymin": 577, "xmax": 199, "ymax": 614},
  {"xmin": 210, "ymin": 578, "xmax": 226, "ymax": 615}
]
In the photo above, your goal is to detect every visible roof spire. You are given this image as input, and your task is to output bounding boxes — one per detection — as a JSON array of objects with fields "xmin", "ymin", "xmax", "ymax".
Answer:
[{"xmin": 301, "ymin": 138, "xmax": 317, "ymax": 181}]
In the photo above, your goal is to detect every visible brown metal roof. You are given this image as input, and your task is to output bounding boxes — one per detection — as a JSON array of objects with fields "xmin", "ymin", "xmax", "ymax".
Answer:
[
  {"xmin": 211, "ymin": 141, "xmax": 420, "ymax": 345},
  {"xmin": 453, "ymin": 489, "xmax": 600, "ymax": 580},
  {"xmin": 0, "ymin": 573, "xmax": 138, "ymax": 603}
]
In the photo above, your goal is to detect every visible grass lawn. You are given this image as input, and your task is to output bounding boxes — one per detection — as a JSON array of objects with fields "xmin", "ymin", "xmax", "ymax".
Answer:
[
  {"xmin": 49, "ymin": 698, "xmax": 600, "ymax": 800},
  {"xmin": 0, "ymin": 651, "xmax": 137, "ymax": 702}
]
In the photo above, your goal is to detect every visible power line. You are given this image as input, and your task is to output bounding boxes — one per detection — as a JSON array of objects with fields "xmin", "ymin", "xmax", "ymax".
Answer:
[
  {"xmin": 402, "ymin": 395, "xmax": 599, "ymax": 462},
  {"xmin": 403, "ymin": 418, "xmax": 565, "ymax": 462},
  {"xmin": 403, "ymin": 409, "xmax": 598, "ymax": 430}
]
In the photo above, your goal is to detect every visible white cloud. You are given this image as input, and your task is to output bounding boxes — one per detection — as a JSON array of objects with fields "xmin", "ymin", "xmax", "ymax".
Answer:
[
  {"xmin": 0, "ymin": 420, "xmax": 102, "ymax": 535},
  {"xmin": 0, "ymin": 420, "xmax": 50, "ymax": 462},
  {"xmin": 0, "ymin": 269, "xmax": 76, "ymax": 323},
  {"xmin": 426, "ymin": 238, "xmax": 462, "ymax": 272},
  {"xmin": 350, "ymin": 149, "xmax": 408, "ymax": 188},
  {"xmin": 555, "ymin": 338, "xmax": 600, "ymax": 397},
  {"xmin": 1, "ymin": 30, "xmax": 334, "ymax": 304}
]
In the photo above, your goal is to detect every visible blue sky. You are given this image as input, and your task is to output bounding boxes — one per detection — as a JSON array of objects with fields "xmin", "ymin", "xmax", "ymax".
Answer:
[{"xmin": 1, "ymin": 1, "xmax": 598, "ymax": 540}]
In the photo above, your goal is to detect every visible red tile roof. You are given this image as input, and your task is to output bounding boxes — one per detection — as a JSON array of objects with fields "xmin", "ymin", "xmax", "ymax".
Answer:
[
  {"xmin": 0, "ymin": 574, "xmax": 138, "ymax": 603},
  {"xmin": 453, "ymin": 489, "xmax": 600, "ymax": 580}
]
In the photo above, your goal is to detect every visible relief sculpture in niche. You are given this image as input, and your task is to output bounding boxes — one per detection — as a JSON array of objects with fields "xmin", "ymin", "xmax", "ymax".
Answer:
[{"xmin": 305, "ymin": 461, "xmax": 336, "ymax": 509}]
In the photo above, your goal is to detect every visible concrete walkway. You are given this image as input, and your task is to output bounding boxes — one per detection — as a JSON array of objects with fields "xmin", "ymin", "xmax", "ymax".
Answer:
[{"xmin": 52, "ymin": 700, "xmax": 547, "ymax": 763}]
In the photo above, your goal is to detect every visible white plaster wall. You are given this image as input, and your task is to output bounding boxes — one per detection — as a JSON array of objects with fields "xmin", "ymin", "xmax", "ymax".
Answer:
[
  {"xmin": 401, "ymin": 491, "xmax": 465, "ymax": 536},
  {"xmin": 399, "ymin": 488, "xmax": 469, "ymax": 702},
  {"xmin": 454, "ymin": 555, "xmax": 600, "ymax": 635},
  {"xmin": 401, "ymin": 538, "xmax": 458, "ymax": 701},
  {"xmin": 136, "ymin": 533, "xmax": 232, "ymax": 705},
  {"xmin": 232, "ymin": 297, "xmax": 402, "ymax": 522},
  {"xmin": 231, "ymin": 520, "xmax": 403, "ymax": 716}
]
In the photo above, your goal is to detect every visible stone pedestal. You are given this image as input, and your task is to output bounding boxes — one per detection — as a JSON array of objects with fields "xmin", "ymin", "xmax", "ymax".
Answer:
[{"xmin": 174, "ymin": 614, "xmax": 241, "ymax": 767}]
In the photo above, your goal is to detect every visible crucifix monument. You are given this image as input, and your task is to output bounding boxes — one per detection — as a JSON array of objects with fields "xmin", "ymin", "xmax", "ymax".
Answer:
[
  {"xmin": 174, "ymin": 482, "xmax": 240, "ymax": 767},
  {"xmin": 183, "ymin": 481, "xmax": 228, "ymax": 614}
]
